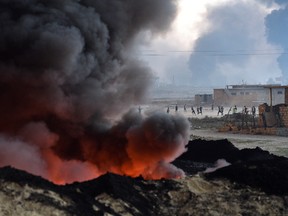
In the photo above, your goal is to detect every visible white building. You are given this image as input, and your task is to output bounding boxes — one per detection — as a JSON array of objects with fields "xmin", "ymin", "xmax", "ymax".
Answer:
[{"xmin": 214, "ymin": 84, "xmax": 288, "ymax": 107}]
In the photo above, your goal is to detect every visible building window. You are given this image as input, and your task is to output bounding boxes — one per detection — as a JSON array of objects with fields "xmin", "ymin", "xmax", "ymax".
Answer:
[
  {"xmin": 240, "ymin": 92, "xmax": 244, "ymax": 95},
  {"xmin": 231, "ymin": 92, "xmax": 236, "ymax": 96},
  {"xmin": 277, "ymin": 91, "xmax": 283, "ymax": 95},
  {"xmin": 245, "ymin": 92, "xmax": 250, "ymax": 95}
]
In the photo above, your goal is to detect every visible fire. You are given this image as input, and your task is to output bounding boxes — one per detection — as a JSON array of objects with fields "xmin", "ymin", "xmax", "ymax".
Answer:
[
  {"xmin": 41, "ymin": 150, "xmax": 102, "ymax": 185},
  {"xmin": 0, "ymin": 111, "xmax": 189, "ymax": 184}
]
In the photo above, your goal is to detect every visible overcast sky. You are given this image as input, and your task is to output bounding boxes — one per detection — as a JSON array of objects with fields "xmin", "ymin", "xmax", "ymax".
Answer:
[{"xmin": 139, "ymin": 0, "xmax": 288, "ymax": 87}]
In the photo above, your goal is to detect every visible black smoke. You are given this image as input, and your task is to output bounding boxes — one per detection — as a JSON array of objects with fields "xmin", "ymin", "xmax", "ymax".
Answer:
[
  {"xmin": 0, "ymin": 0, "xmax": 177, "ymax": 127},
  {"xmin": 0, "ymin": 0, "xmax": 191, "ymax": 183}
]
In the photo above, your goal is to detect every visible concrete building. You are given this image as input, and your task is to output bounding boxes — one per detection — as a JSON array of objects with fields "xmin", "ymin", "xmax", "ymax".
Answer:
[
  {"xmin": 194, "ymin": 94, "xmax": 213, "ymax": 106},
  {"xmin": 214, "ymin": 84, "xmax": 288, "ymax": 107}
]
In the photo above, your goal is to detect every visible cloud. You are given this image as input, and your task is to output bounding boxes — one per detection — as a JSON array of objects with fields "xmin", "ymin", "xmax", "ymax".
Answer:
[
  {"xmin": 188, "ymin": 0, "xmax": 282, "ymax": 86},
  {"xmin": 265, "ymin": 1, "xmax": 288, "ymax": 82}
]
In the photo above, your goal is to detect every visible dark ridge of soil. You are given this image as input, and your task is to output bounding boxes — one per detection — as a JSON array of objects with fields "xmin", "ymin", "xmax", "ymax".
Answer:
[
  {"xmin": 0, "ymin": 166, "xmax": 181, "ymax": 216},
  {"xmin": 177, "ymin": 138, "xmax": 278, "ymax": 164},
  {"xmin": 173, "ymin": 138, "xmax": 288, "ymax": 196},
  {"xmin": 0, "ymin": 166, "xmax": 57, "ymax": 189},
  {"xmin": 1, "ymin": 137, "xmax": 288, "ymax": 211},
  {"xmin": 206, "ymin": 158, "xmax": 288, "ymax": 196},
  {"xmin": 177, "ymin": 139, "xmax": 241, "ymax": 163}
]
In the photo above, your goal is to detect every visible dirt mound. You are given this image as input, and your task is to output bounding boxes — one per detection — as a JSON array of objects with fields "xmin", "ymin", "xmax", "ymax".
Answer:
[
  {"xmin": 206, "ymin": 158, "xmax": 288, "ymax": 196},
  {"xmin": 187, "ymin": 138, "xmax": 275, "ymax": 162},
  {"xmin": 1, "ymin": 166, "xmax": 288, "ymax": 215},
  {"xmin": 173, "ymin": 138, "xmax": 288, "ymax": 196},
  {"xmin": 1, "ymin": 139, "xmax": 288, "ymax": 215}
]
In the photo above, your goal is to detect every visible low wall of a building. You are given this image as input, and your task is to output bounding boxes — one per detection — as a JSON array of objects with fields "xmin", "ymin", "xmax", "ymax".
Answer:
[
  {"xmin": 279, "ymin": 106, "xmax": 288, "ymax": 127},
  {"xmin": 258, "ymin": 104, "xmax": 288, "ymax": 128},
  {"xmin": 254, "ymin": 127, "xmax": 288, "ymax": 136}
]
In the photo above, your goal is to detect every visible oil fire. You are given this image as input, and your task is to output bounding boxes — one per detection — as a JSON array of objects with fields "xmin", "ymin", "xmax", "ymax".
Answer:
[{"xmin": 0, "ymin": 0, "xmax": 185, "ymax": 184}]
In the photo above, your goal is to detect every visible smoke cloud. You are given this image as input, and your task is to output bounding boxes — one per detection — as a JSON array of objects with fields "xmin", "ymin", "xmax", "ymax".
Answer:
[
  {"xmin": 188, "ymin": 1, "xmax": 282, "ymax": 86},
  {"xmin": 0, "ymin": 0, "xmax": 191, "ymax": 183},
  {"xmin": 265, "ymin": 0, "xmax": 288, "ymax": 83}
]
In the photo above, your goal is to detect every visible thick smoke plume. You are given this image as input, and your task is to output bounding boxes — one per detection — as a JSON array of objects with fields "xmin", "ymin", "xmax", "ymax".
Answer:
[
  {"xmin": 188, "ymin": 1, "xmax": 281, "ymax": 86},
  {"xmin": 0, "ymin": 0, "xmax": 190, "ymax": 184},
  {"xmin": 265, "ymin": 0, "xmax": 288, "ymax": 83}
]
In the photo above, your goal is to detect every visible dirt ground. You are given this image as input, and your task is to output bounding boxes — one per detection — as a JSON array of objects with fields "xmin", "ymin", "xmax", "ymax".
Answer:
[{"xmin": 191, "ymin": 128, "xmax": 288, "ymax": 158}]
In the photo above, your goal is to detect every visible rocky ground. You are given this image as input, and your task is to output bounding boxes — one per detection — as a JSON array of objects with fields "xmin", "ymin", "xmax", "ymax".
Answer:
[
  {"xmin": 1, "ymin": 167, "xmax": 287, "ymax": 216},
  {"xmin": 1, "ymin": 134, "xmax": 288, "ymax": 215}
]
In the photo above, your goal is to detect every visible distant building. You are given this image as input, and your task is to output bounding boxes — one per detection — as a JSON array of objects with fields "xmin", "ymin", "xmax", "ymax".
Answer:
[
  {"xmin": 214, "ymin": 84, "xmax": 288, "ymax": 107},
  {"xmin": 194, "ymin": 94, "xmax": 213, "ymax": 106}
]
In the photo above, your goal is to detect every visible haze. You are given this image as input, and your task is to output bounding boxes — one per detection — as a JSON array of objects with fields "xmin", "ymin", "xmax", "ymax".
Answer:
[{"xmin": 139, "ymin": 0, "xmax": 288, "ymax": 90}]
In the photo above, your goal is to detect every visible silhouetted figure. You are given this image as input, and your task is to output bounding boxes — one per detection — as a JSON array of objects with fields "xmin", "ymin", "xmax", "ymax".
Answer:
[
  {"xmin": 251, "ymin": 106, "xmax": 256, "ymax": 116},
  {"xmin": 184, "ymin": 104, "xmax": 187, "ymax": 112},
  {"xmin": 191, "ymin": 106, "xmax": 196, "ymax": 115},
  {"xmin": 243, "ymin": 106, "xmax": 248, "ymax": 115},
  {"xmin": 138, "ymin": 106, "xmax": 142, "ymax": 114},
  {"xmin": 217, "ymin": 106, "xmax": 222, "ymax": 116},
  {"xmin": 167, "ymin": 106, "xmax": 170, "ymax": 113},
  {"xmin": 199, "ymin": 106, "xmax": 203, "ymax": 115},
  {"xmin": 251, "ymin": 106, "xmax": 256, "ymax": 127},
  {"xmin": 175, "ymin": 104, "xmax": 178, "ymax": 112},
  {"xmin": 233, "ymin": 105, "xmax": 237, "ymax": 114}
]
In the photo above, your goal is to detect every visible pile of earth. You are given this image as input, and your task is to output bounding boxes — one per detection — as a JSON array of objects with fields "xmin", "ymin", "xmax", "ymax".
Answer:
[
  {"xmin": 174, "ymin": 138, "xmax": 288, "ymax": 196},
  {"xmin": 1, "ymin": 138, "xmax": 288, "ymax": 215}
]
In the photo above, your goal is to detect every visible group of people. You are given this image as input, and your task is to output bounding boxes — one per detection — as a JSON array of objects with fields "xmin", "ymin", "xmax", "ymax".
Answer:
[
  {"xmin": 228, "ymin": 105, "xmax": 257, "ymax": 116},
  {"xmin": 167, "ymin": 104, "xmax": 203, "ymax": 115},
  {"xmin": 185, "ymin": 104, "xmax": 202, "ymax": 115},
  {"xmin": 165, "ymin": 104, "xmax": 257, "ymax": 117},
  {"xmin": 139, "ymin": 104, "xmax": 258, "ymax": 117},
  {"xmin": 242, "ymin": 105, "xmax": 257, "ymax": 116}
]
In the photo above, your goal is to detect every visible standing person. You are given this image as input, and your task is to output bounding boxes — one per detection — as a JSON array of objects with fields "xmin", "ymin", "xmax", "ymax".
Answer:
[
  {"xmin": 221, "ymin": 106, "xmax": 224, "ymax": 115},
  {"xmin": 175, "ymin": 104, "xmax": 178, "ymax": 112},
  {"xmin": 199, "ymin": 106, "xmax": 203, "ymax": 115},
  {"xmin": 251, "ymin": 106, "xmax": 256, "ymax": 127},
  {"xmin": 243, "ymin": 106, "xmax": 248, "ymax": 114},
  {"xmin": 167, "ymin": 106, "xmax": 170, "ymax": 113},
  {"xmin": 217, "ymin": 106, "xmax": 221, "ymax": 116},
  {"xmin": 191, "ymin": 106, "xmax": 196, "ymax": 115},
  {"xmin": 251, "ymin": 106, "xmax": 256, "ymax": 116},
  {"xmin": 184, "ymin": 104, "xmax": 187, "ymax": 112},
  {"xmin": 233, "ymin": 105, "xmax": 237, "ymax": 114}
]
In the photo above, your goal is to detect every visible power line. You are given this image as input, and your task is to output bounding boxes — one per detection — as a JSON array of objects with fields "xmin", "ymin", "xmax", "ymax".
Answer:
[{"xmin": 139, "ymin": 49, "xmax": 288, "ymax": 57}]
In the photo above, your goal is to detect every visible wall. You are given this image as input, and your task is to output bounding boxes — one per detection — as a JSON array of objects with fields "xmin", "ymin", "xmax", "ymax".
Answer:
[
  {"xmin": 214, "ymin": 86, "xmax": 287, "ymax": 107},
  {"xmin": 194, "ymin": 94, "xmax": 213, "ymax": 106}
]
